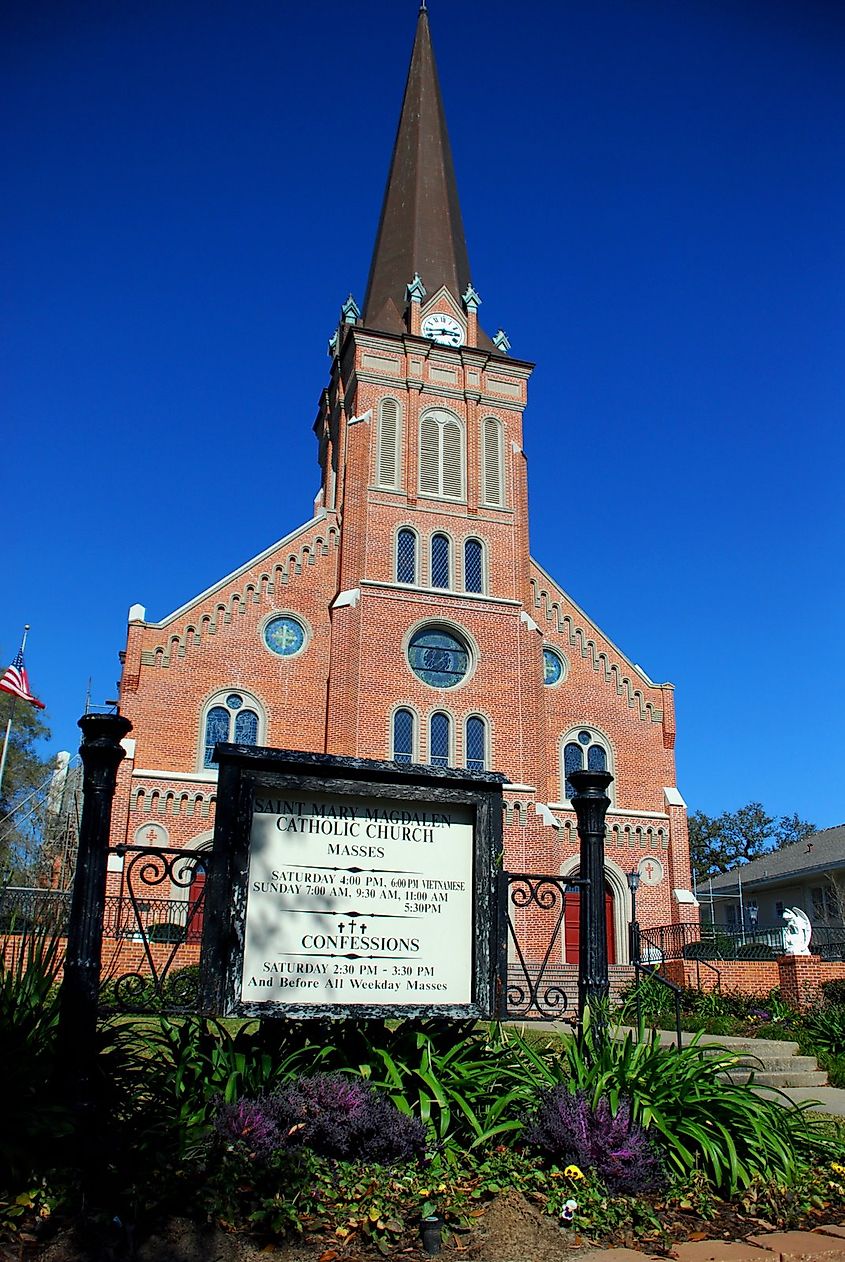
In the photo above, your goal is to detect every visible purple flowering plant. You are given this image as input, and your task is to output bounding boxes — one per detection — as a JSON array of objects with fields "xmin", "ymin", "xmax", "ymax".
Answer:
[
  {"xmin": 214, "ymin": 1073, "xmax": 426, "ymax": 1166},
  {"xmin": 524, "ymin": 1088, "xmax": 665, "ymax": 1194}
]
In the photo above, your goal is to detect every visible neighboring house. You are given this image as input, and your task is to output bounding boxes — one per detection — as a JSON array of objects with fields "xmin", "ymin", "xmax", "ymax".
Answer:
[{"xmin": 704, "ymin": 825, "xmax": 845, "ymax": 938}]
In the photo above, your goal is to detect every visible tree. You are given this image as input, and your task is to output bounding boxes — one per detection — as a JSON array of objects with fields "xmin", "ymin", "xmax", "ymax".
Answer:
[
  {"xmin": 0, "ymin": 691, "xmax": 55, "ymax": 881},
  {"xmin": 689, "ymin": 801, "xmax": 816, "ymax": 884}
]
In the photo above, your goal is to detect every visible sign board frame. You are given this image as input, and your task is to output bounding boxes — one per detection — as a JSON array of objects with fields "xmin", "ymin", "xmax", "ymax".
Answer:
[{"xmin": 200, "ymin": 746, "xmax": 505, "ymax": 1020}]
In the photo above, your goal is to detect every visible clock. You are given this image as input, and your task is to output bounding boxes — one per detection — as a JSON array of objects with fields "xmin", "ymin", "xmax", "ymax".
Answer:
[{"xmin": 421, "ymin": 312, "xmax": 464, "ymax": 347}]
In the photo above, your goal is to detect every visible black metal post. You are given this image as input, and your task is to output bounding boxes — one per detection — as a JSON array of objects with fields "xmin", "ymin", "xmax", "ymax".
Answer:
[
  {"xmin": 57, "ymin": 713, "xmax": 132, "ymax": 1105},
  {"xmin": 627, "ymin": 868, "xmax": 641, "ymax": 967},
  {"xmin": 570, "ymin": 768, "xmax": 613, "ymax": 1024}
]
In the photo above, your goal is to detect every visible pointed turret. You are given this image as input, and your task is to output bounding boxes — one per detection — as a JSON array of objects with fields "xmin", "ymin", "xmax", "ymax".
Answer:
[{"xmin": 362, "ymin": 6, "xmax": 493, "ymax": 348}]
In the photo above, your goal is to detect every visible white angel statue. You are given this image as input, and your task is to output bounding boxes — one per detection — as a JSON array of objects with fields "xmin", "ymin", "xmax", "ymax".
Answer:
[{"xmin": 782, "ymin": 906, "xmax": 812, "ymax": 956}]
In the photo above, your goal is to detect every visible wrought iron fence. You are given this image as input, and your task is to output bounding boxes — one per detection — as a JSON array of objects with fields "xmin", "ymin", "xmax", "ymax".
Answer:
[
  {"xmin": 97, "ymin": 846, "xmax": 208, "ymax": 1012},
  {"xmin": 498, "ymin": 872, "xmax": 587, "ymax": 1021},
  {"xmin": 641, "ymin": 921, "xmax": 845, "ymax": 963}
]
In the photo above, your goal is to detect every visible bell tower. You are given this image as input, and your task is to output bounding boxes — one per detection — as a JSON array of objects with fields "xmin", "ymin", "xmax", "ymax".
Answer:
[{"xmin": 317, "ymin": 5, "xmax": 542, "ymax": 784}]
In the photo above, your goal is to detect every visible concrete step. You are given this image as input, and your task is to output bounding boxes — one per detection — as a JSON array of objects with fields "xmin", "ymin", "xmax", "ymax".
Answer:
[
  {"xmin": 722, "ymin": 1054, "xmax": 822, "ymax": 1073},
  {"xmin": 720, "ymin": 1069, "xmax": 829, "ymax": 1088}
]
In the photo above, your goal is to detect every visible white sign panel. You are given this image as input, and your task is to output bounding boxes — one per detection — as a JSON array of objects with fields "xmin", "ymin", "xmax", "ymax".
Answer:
[{"xmin": 241, "ymin": 790, "xmax": 474, "ymax": 1007}]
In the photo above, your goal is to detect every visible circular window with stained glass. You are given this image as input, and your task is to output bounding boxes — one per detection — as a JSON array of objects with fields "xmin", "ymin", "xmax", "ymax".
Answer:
[
  {"xmin": 408, "ymin": 626, "xmax": 471, "ymax": 689},
  {"xmin": 543, "ymin": 648, "xmax": 566, "ymax": 686},
  {"xmin": 263, "ymin": 615, "xmax": 306, "ymax": 658}
]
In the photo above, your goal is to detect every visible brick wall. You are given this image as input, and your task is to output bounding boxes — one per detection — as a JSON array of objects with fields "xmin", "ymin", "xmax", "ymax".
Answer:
[
  {"xmin": 661, "ymin": 954, "xmax": 845, "ymax": 1011},
  {"xmin": 109, "ymin": 312, "xmax": 692, "ymax": 953}
]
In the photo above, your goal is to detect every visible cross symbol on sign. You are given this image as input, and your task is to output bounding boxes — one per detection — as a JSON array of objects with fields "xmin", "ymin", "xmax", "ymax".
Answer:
[
  {"xmin": 146, "ymin": 829, "xmax": 159, "ymax": 844},
  {"xmin": 644, "ymin": 862, "xmax": 655, "ymax": 881}
]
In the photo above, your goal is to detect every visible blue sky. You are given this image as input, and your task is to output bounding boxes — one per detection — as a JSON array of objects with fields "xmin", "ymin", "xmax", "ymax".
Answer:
[{"xmin": 3, "ymin": 1, "xmax": 844, "ymax": 828}]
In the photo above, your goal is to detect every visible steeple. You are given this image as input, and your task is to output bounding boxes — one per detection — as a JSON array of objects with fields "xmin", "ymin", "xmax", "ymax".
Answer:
[{"xmin": 362, "ymin": 7, "xmax": 493, "ymax": 348}]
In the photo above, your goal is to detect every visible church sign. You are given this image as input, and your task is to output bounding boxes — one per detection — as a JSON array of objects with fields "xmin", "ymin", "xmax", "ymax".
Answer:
[{"xmin": 200, "ymin": 747, "xmax": 504, "ymax": 1019}]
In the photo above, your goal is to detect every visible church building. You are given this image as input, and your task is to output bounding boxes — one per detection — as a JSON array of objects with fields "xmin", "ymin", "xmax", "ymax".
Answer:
[{"xmin": 110, "ymin": 7, "xmax": 695, "ymax": 964}]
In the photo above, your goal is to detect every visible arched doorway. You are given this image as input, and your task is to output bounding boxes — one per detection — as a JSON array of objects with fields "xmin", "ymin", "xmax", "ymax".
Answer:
[{"xmin": 563, "ymin": 883, "xmax": 616, "ymax": 966}]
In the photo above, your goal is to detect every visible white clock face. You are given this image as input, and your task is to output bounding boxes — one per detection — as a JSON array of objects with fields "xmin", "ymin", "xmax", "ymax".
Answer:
[{"xmin": 421, "ymin": 312, "xmax": 464, "ymax": 347}]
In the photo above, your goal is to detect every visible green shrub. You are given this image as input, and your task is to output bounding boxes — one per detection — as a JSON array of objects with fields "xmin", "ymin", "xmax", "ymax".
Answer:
[
  {"xmin": 820, "ymin": 979, "xmax": 845, "ymax": 1007},
  {"xmin": 736, "ymin": 942, "xmax": 777, "ymax": 960},
  {"xmin": 146, "ymin": 921, "xmax": 186, "ymax": 944},
  {"xmin": 510, "ymin": 1012, "xmax": 831, "ymax": 1194},
  {"xmin": 0, "ymin": 926, "xmax": 71, "ymax": 1188},
  {"xmin": 802, "ymin": 1003, "xmax": 845, "ymax": 1057}
]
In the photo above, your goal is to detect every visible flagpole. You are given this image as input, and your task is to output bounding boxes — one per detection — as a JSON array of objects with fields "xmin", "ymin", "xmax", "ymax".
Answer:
[{"xmin": 0, "ymin": 625, "xmax": 29, "ymax": 799}]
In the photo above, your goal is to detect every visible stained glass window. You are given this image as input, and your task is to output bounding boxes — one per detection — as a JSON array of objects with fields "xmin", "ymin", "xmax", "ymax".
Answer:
[
  {"xmin": 563, "ymin": 743, "xmax": 582, "ymax": 799},
  {"xmin": 563, "ymin": 730, "xmax": 610, "ymax": 799},
  {"xmin": 264, "ymin": 616, "xmax": 305, "ymax": 657},
  {"xmin": 431, "ymin": 534, "xmax": 450, "ymax": 588},
  {"xmin": 393, "ymin": 709, "xmax": 414, "ymax": 763},
  {"xmin": 429, "ymin": 712, "xmax": 451, "ymax": 766},
  {"xmin": 204, "ymin": 694, "xmax": 260, "ymax": 767},
  {"xmin": 235, "ymin": 709, "xmax": 258, "ymax": 745},
  {"xmin": 464, "ymin": 539, "xmax": 483, "ymax": 593},
  {"xmin": 466, "ymin": 716, "xmax": 486, "ymax": 771},
  {"xmin": 396, "ymin": 529, "xmax": 416, "ymax": 584},
  {"xmin": 587, "ymin": 743, "xmax": 607, "ymax": 772},
  {"xmin": 204, "ymin": 706, "xmax": 230, "ymax": 768},
  {"xmin": 408, "ymin": 627, "xmax": 470, "ymax": 688},
  {"xmin": 543, "ymin": 649, "xmax": 563, "ymax": 685}
]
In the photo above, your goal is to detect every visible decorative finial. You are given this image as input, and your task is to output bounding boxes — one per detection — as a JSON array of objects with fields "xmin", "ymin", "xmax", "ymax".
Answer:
[
  {"xmin": 420, "ymin": 0, "xmax": 427, "ymax": 11},
  {"xmin": 340, "ymin": 294, "xmax": 360, "ymax": 326},
  {"xmin": 405, "ymin": 273, "xmax": 427, "ymax": 303},
  {"xmin": 462, "ymin": 283, "xmax": 481, "ymax": 313},
  {"xmin": 493, "ymin": 329, "xmax": 511, "ymax": 354},
  {"xmin": 327, "ymin": 330, "xmax": 339, "ymax": 357}
]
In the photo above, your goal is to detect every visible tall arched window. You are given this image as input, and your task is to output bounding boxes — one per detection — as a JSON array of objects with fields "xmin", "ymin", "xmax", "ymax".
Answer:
[
  {"xmin": 396, "ymin": 528, "xmax": 417, "ymax": 584},
  {"xmin": 203, "ymin": 691, "xmax": 261, "ymax": 768},
  {"xmin": 419, "ymin": 410, "xmax": 465, "ymax": 500},
  {"xmin": 429, "ymin": 712, "xmax": 451, "ymax": 767},
  {"xmin": 377, "ymin": 398, "xmax": 401, "ymax": 488},
  {"xmin": 464, "ymin": 538, "xmax": 484, "ymax": 593},
  {"xmin": 392, "ymin": 708, "xmax": 414, "ymax": 763},
  {"xmin": 563, "ymin": 728, "xmax": 610, "ymax": 800},
  {"xmin": 481, "ymin": 418, "xmax": 504, "ymax": 506},
  {"xmin": 466, "ymin": 716, "xmax": 487, "ymax": 771},
  {"xmin": 431, "ymin": 533, "xmax": 451, "ymax": 588}
]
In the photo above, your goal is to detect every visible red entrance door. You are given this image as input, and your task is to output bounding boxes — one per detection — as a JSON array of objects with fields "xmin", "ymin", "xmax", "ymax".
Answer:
[
  {"xmin": 186, "ymin": 866, "xmax": 206, "ymax": 944},
  {"xmin": 564, "ymin": 885, "xmax": 616, "ymax": 966}
]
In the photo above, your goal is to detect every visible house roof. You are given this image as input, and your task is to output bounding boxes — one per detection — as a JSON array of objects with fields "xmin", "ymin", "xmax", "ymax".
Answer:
[{"xmin": 707, "ymin": 824, "xmax": 845, "ymax": 891}]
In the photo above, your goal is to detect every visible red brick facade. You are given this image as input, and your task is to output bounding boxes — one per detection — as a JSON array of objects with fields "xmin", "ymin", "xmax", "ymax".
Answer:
[{"xmin": 106, "ymin": 13, "xmax": 695, "ymax": 965}]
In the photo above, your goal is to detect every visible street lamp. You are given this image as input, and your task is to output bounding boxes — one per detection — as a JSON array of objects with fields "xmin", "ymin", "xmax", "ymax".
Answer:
[
  {"xmin": 626, "ymin": 869, "xmax": 641, "ymax": 966},
  {"xmin": 748, "ymin": 901, "xmax": 759, "ymax": 934}
]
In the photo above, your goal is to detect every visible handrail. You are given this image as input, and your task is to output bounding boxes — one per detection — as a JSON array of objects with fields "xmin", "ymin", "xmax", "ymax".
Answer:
[
  {"xmin": 631, "ymin": 960, "xmax": 683, "ymax": 1049},
  {"xmin": 693, "ymin": 956, "xmax": 722, "ymax": 992}
]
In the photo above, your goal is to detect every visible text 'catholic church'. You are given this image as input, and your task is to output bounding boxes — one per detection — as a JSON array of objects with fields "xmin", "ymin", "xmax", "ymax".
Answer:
[{"xmin": 111, "ymin": 8, "xmax": 696, "ymax": 963}]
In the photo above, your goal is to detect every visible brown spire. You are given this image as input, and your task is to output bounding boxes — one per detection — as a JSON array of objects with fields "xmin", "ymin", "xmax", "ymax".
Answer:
[{"xmin": 363, "ymin": 7, "xmax": 490, "ymax": 345}]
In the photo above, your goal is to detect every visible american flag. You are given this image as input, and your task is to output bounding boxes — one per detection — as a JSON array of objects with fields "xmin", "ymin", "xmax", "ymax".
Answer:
[{"xmin": 0, "ymin": 649, "xmax": 45, "ymax": 709}]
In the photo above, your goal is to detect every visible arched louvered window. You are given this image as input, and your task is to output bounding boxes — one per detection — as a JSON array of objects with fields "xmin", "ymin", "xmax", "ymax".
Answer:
[
  {"xmin": 377, "ymin": 398, "xmax": 401, "ymax": 489},
  {"xmin": 481, "ymin": 418, "xmax": 504, "ymax": 507},
  {"xmin": 431, "ymin": 533, "xmax": 451, "ymax": 588},
  {"xmin": 466, "ymin": 716, "xmax": 487, "ymax": 771},
  {"xmin": 429, "ymin": 712, "xmax": 451, "ymax": 767},
  {"xmin": 203, "ymin": 691, "xmax": 261, "ymax": 768},
  {"xmin": 464, "ymin": 538, "xmax": 484, "ymax": 593},
  {"xmin": 563, "ymin": 728, "xmax": 610, "ymax": 800},
  {"xmin": 393, "ymin": 708, "xmax": 414, "ymax": 763},
  {"xmin": 419, "ymin": 410, "xmax": 465, "ymax": 500},
  {"xmin": 396, "ymin": 528, "xmax": 417, "ymax": 584}
]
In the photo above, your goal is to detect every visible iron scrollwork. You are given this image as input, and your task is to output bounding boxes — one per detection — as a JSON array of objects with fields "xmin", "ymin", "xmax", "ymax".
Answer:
[
  {"xmin": 500, "ymin": 872, "xmax": 588, "ymax": 1021},
  {"xmin": 100, "ymin": 845, "xmax": 209, "ymax": 1013}
]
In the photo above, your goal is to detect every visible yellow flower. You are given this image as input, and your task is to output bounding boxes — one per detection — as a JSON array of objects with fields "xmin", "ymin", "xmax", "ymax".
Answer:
[
  {"xmin": 832, "ymin": 1162, "xmax": 845, "ymax": 1176},
  {"xmin": 564, "ymin": 1165, "xmax": 585, "ymax": 1181}
]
